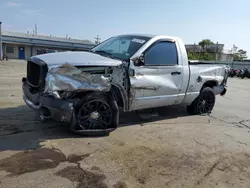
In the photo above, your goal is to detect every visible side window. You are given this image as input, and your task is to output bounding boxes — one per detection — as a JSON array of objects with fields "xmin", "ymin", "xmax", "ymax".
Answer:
[{"xmin": 144, "ymin": 42, "xmax": 178, "ymax": 66}]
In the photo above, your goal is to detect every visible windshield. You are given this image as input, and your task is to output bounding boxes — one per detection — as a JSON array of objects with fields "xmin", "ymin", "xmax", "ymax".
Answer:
[{"xmin": 91, "ymin": 35, "xmax": 151, "ymax": 61}]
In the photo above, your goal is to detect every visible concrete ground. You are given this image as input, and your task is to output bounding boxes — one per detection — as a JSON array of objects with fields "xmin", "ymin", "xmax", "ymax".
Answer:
[{"xmin": 0, "ymin": 60, "xmax": 250, "ymax": 188}]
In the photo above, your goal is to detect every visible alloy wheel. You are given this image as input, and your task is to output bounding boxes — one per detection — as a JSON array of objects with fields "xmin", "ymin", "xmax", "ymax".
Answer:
[{"xmin": 77, "ymin": 99, "xmax": 112, "ymax": 129}]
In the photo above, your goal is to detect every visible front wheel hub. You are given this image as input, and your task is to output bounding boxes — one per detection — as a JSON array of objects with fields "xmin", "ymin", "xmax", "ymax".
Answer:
[{"xmin": 90, "ymin": 111, "xmax": 100, "ymax": 119}]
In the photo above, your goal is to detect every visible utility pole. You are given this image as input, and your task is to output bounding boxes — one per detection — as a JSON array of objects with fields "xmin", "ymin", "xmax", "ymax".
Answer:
[
  {"xmin": 216, "ymin": 42, "xmax": 219, "ymax": 62},
  {"xmin": 35, "ymin": 24, "xmax": 37, "ymax": 35},
  {"xmin": 0, "ymin": 21, "xmax": 3, "ymax": 60},
  {"xmin": 94, "ymin": 35, "xmax": 101, "ymax": 44}
]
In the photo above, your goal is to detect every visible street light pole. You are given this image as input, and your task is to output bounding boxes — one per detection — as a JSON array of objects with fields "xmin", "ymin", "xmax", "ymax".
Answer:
[{"xmin": 0, "ymin": 21, "xmax": 3, "ymax": 60}]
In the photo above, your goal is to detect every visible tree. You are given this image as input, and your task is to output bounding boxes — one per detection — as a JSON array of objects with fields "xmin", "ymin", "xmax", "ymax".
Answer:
[
  {"xmin": 187, "ymin": 52, "xmax": 216, "ymax": 61},
  {"xmin": 238, "ymin": 49, "xmax": 247, "ymax": 58},
  {"xmin": 187, "ymin": 39, "xmax": 216, "ymax": 61},
  {"xmin": 198, "ymin": 39, "xmax": 214, "ymax": 48},
  {"xmin": 233, "ymin": 49, "xmax": 247, "ymax": 61}
]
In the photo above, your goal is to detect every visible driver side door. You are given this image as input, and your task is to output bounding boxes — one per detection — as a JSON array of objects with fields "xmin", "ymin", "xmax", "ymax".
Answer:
[{"xmin": 129, "ymin": 40, "xmax": 184, "ymax": 110}]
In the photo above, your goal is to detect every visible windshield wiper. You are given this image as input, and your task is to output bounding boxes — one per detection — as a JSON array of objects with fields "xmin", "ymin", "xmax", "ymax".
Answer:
[{"xmin": 93, "ymin": 50, "xmax": 114, "ymax": 59}]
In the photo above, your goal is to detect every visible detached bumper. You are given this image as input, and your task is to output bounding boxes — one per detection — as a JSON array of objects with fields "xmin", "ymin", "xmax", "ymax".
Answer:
[{"xmin": 22, "ymin": 80, "xmax": 73, "ymax": 123}]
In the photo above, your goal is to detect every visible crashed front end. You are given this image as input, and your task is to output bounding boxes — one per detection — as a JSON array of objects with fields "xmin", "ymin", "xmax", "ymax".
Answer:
[{"xmin": 22, "ymin": 57, "xmax": 122, "ymax": 133}]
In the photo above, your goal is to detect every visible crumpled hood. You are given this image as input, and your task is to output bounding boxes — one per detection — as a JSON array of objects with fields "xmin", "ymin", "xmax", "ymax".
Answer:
[{"xmin": 31, "ymin": 51, "xmax": 122, "ymax": 68}]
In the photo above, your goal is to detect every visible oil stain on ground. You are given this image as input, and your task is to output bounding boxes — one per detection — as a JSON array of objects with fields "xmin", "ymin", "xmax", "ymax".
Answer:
[
  {"xmin": 55, "ymin": 166, "xmax": 108, "ymax": 188},
  {"xmin": 67, "ymin": 154, "xmax": 90, "ymax": 163},
  {"xmin": 113, "ymin": 180, "xmax": 128, "ymax": 188},
  {"xmin": 0, "ymin": 148, "xmax": 108, "ymax": 187},
  {"xmin": 0, "ymin": 148, "xmax": 89, "ymax": 176}
]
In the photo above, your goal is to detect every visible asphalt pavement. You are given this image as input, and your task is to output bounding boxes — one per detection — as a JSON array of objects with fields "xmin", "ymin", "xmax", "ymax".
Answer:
[{"xmin": 0, "ymin": 60, "xmax": 250, "ymax": 188}]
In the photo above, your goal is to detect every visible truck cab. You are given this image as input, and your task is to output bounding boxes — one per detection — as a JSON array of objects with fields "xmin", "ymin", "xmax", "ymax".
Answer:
[{"xmin": 128, "ymin": 35, "xmax": 190, "ymax": 110}]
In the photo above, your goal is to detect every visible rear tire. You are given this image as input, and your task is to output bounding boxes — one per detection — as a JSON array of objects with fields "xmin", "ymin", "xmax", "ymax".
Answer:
[{"xmin": 187, "ymin": 87, "xmax": 216, "ymax": 115}]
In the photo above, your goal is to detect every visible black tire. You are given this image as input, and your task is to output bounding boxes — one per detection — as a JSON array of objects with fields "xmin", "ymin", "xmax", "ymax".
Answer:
[
  {"xmin": 75, "ymin": 92, "xmax": 119, "ymax": 132},
  {"xmin": 187, "ymin": 87, "xmax": 216, "ymax": 115}
]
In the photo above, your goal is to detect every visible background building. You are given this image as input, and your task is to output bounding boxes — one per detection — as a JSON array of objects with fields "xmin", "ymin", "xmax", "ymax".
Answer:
[
  {"xmin": 0, "ymin": 29, "xmax": 95, "ymax": 60},
  {"xmin": 185, "ymin": 43, "xmax": 224, "ymax": 53},
  {"xmin": 185, "ymin": 43, "xmax": 234, "ymax": 62}
]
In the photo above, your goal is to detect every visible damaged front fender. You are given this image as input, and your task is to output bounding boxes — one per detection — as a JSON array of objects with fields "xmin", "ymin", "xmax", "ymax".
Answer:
[{"xmin": 44, "ymin": 63, "xmax": 111, "ymax": 94}]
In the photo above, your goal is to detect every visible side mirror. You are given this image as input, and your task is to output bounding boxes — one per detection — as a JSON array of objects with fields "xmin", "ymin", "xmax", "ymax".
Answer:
[
  {"xmin": 138, "ymin": 54, "xmax": 145, "ymax": 63},
  {"xmin": 133, "ymin": 54, "xmax": 145, "ymax": 66}
]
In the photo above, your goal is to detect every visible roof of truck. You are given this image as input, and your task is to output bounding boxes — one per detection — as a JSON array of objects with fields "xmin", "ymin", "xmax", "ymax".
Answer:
[
  {"xmin": 116, "ymin": 33, "xmax": 178, "ymax": 40},
  {"xmin": 116, "ymin": 33, "xmax": 156, "ymax": 38}
]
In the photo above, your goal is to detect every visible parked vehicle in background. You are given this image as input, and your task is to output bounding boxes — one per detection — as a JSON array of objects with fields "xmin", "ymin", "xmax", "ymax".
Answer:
[
  {"xmin": 227, "ymin": 68, "xmax": 250, "ymax": 79},
  {"xmin": 229, "ymin": 68, "xmax": 237, "ymax": 77},
  {"xmin": 22, "ymin": 34, "xmax": 229, "ymax": 134},
  {"xmin": 237, "ymin": 69, "xmax": 243, "ymax": 77},
  {"xmin": 240, "ymin": 68, "xmax": 250, "ymax": 79}
]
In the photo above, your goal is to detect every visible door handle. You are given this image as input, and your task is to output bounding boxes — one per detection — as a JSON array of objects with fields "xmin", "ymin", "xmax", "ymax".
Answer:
[{"xmin": 171, "ymin": 71, "xmax": 181, "ymax": 75}]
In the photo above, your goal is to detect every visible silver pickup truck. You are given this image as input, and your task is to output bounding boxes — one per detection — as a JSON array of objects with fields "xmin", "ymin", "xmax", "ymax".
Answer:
[{"xmin": 22, "ymin": 34, "xmax": 228, "ymax": 134}]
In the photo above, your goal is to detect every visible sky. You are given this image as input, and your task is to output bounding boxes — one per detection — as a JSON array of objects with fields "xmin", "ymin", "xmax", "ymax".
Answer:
[{"xmin": 0, "ymin": 0, "xmax": 250, "ymax": 56}]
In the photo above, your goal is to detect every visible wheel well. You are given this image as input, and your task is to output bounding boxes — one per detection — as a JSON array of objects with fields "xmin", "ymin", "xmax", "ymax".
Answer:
[
  {"xmin": 110, "ymin": 85, "xmax": 124, "ymax": 108},
  {"xmin": 73, "ymin": 85, "xmax": 126, "ymax": 110},
  {"xmin": 202, "ymin": 80, "xmax": 218, "ymax": 90}
]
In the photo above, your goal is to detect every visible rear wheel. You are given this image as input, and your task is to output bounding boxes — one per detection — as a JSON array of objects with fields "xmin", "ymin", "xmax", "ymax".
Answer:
[{"xmin": 187, "ymin": 87, "xmax": 215, "ymax": 115}]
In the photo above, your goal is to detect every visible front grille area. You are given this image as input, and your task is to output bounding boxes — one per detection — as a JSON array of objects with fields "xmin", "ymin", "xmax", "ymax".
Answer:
[
  {"xmin": 27, "ymin": 60, "xmax": 48, "ymax": 89},
  {"xmin": 27, "ymin": 61, "xmax": 41, "ymax": 87}
]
